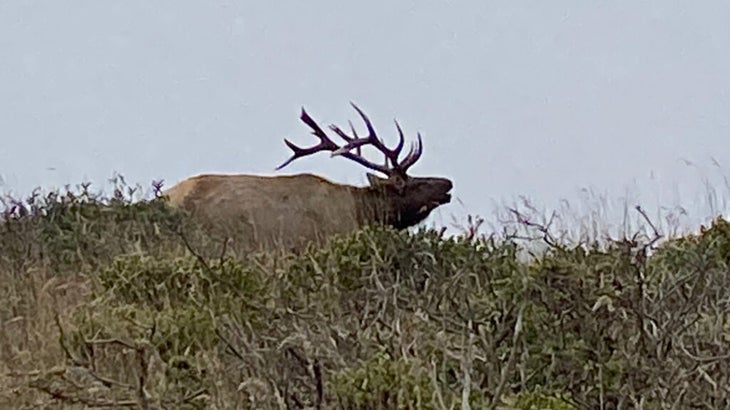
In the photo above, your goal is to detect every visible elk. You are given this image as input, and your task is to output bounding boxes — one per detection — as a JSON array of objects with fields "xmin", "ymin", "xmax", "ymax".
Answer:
[{"xmin": 163, "ymin": 103, "xmax": 453, "ymax": 253}]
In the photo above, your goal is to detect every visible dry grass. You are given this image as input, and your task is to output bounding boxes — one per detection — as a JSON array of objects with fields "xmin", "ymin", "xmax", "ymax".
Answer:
[{"xmin": 1, "ymin": 179, "xmax": 729, "ymax": 409}]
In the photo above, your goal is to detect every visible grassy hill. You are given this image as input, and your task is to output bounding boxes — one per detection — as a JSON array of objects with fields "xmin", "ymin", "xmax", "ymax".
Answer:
[{"xmin": 1, "ymin": 182, "xmax": 729, "ymax": 409}]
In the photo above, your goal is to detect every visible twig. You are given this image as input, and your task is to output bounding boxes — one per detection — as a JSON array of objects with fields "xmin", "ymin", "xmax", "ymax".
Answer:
[
  {"xmin": 314, "ymin": 358, "xmax": 324, "ymax": 410},
  {"xmin": 54, "ymin": 312, "xmax": 83, "ymax": 366},
  {"xmin": 85, "ymin": 338, "xmax": 149, "ymax": 408},
  {"xmin": 461, "ymin": 319, "xmax": 473, "ymax": 410},
  {"xmin": 218, "ymin": 236, "xmax": 229, "ymax": 265},
  {"xmin": 430, "ymin": 357, "xmax": 449, "ymax": 410},
  {"xmin": 86, "ymin": 337, "xmax": 138, "ymax": 350},
  {"xmin": 635, "ymin": 205, "xmax": 662, "ymax": 248},
  {"xmin": 508, "ymin": 208, "xmax": 560, "ymax": 248},
  {"xmin": 174, "ymin": 224, "xmax": 212, "ymax": 273},
  {"xmin": 491, "ymin": 304, "xmax": 524, "ymax": 409},
  {"xmin": 182, "ymin": 388, "xmax": 209, "ymax": 404},
  {"xmin": 215, "ymin": 328, "xmax": 246, "ymax": 362},
  {"xmin": 136, "ymin": 344, "xmax": 150, "ymax": 410},
  {"xmin": 30, "ymin": 380, "xmax": 137, "ymax": 407}
]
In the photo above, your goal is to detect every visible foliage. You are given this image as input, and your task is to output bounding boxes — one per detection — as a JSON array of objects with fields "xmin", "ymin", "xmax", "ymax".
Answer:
[{"xmin": 1, "ymin": 180, "xmax": 730, "ymax": 409}]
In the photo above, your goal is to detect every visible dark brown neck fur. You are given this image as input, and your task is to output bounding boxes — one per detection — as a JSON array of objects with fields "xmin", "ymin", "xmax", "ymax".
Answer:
[{"xmin": 352, "ymin": 186, "xmax": 405, "ymax": 230}]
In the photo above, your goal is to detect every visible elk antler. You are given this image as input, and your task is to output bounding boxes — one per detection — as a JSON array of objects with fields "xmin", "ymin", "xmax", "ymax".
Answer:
[{"xmin": 276, "ymin": 103, "xmax": 423, "ymax": 177}]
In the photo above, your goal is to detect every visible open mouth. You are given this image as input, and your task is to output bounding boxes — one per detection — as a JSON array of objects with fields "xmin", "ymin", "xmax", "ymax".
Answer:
[
  {"xmin": 431, "ymin": 193, "xmax": 451, "ymax": 207},
  {"xmin": 421, "ymin": 193, "xmax": 451, "ymax": 214}
]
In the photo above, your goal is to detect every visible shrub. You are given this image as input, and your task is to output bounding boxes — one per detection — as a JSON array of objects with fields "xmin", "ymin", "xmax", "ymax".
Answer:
[{"xmin": 2, "ymin": 181, "xmax": 730, "ymax": 408}]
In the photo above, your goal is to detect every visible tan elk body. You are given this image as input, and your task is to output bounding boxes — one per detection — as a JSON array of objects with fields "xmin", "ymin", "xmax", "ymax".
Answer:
[{"xmin": 164, "ymin": 104, "xmax": 453, "ymax": 253}]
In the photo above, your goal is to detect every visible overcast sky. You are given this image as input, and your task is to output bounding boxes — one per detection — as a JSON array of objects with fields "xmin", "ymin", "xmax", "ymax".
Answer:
[{"xmin": 1, "ymin": 2, "xmax": 729, "ymax": 237}]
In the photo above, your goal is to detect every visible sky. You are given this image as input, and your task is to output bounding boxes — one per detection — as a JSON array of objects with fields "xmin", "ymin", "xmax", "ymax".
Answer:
[{"xmin": 1, "ymin": 2, "xmax": 729, "ymax": 238}]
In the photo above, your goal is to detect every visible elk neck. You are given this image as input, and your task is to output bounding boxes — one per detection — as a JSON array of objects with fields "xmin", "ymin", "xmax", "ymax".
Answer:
[{"xmin": 352, "ymin": 185, "xmax": 409, "ymax": 230}]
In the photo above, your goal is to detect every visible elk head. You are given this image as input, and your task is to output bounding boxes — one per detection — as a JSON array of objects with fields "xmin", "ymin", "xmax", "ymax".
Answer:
[{"xmin": 277, "ymin": 103, "xmax": 453, "ymax": 228}]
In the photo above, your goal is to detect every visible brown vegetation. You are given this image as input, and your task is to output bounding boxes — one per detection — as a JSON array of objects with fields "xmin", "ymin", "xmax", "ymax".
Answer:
[{"xmin": 1, "ymin": 180, "xmax": 730, "ymax": 409}]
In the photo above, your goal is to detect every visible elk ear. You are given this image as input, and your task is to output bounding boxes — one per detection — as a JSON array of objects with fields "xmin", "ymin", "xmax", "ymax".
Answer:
[{"xmin": 366, "ymin": 173, "xmax": 388, "ymax": 187}]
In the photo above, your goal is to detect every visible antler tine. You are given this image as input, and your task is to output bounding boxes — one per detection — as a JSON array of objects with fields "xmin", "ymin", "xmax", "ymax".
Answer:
[
  {"xmin": 278, "ymin": 106, "xmax": 393, "ymax": 175},
  {"xmin": 329, "ymin": 121, "xmax": 364, "ymax": 156},
  {"xmin": 328, "ymin": 104, "xmax": 380, "ymax": 156},
  {"xmin": 329, "ymin": 122, "xmax": 393, "ymax": 174},
  {"xmin": 348, "ymin": 121, "xmax": 363, "ymax": 156},
  {"xmin": 277, "ymin": 104, "xmax": 424, "ymax": 176},
  {"xmin": 329, "ymin": 104, "xmax": 422, "ymax": 174},
  {"xmin": 349, "ymin": 103, "xmax": 401, "ymax": 164},
  {"xmin": 276, "ymin": 108, "xmax": 339, "ymax": 170},
  {"xmin": 397, "ymin": 133, "xmax": 423, "ymax": 172},
  {"xmin": 392, "ymin": 119, "xmax": 406, "ymax": 164},
  {"xmin": 329, "ymin": 120, "xmax": 356, "ymax": 142}
]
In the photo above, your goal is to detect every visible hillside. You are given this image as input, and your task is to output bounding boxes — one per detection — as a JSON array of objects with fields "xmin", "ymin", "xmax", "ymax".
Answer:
[{"xmin": 1, "ymin": 182, "xmax": 729, "ymax": 409}]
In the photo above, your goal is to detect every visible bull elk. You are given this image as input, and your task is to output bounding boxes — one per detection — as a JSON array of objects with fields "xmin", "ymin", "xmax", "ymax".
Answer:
[{"xmin": 163, "ymin": 103, "xmax": 453, "ymax": 253}]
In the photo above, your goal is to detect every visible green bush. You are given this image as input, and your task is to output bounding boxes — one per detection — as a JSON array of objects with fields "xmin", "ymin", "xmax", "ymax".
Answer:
[
  {"xmin": 98, "ymin": 253, "xmax": 264, "ymax": 313},
  {"xmin": 2, "ymin": 182, "xmax": 730, "ymax": 409},
  {"xmin": 508, "ymin": 387, "xmax": 577, "ymax": 409},
  {"xmin": 331, "ymin": 351, "xmax": 450, "ymax": 409},
  {"xmin": 65, "ymin": 303, "xmax": 216, "ymax": 408}
]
